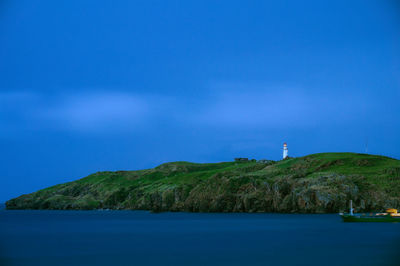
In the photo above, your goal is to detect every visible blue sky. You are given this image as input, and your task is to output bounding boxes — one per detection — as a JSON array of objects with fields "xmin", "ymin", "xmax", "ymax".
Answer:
[{"xmin": 1, "ymin": 0, "xmax": 399, "ymax": 202}]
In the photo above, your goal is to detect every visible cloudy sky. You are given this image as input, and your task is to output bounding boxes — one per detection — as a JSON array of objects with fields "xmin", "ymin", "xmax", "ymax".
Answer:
[{"xmin": 1, "ymin": 0, "xmax": 399, "ymax": 201}]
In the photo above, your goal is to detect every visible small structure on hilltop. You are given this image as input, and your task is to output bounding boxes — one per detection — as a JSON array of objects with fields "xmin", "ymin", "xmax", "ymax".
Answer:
[
  {"xmin": 283, "ymin": 142, "xmax": 288, "ymax": 159},
  {"xmin": 234, "ymin": 158, "xmax": 249, "ymax": 162}
]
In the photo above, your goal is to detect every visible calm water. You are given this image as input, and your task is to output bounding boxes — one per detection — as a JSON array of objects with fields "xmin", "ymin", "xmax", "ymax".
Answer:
[{"xmin": 0, "ymin": 208, "xmax": 399, "ymax": 266}]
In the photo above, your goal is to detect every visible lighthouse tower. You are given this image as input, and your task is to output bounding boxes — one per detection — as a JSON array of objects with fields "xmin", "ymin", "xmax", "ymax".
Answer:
[{"xmin": 283, "ymin": 142, "xmax": 288, "ymax": 159}]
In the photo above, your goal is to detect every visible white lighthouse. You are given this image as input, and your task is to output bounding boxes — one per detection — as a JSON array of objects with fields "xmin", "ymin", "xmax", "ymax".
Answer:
[{"xmin": 283, "ymin": 142, "xmax": 288, "ymax": 159}]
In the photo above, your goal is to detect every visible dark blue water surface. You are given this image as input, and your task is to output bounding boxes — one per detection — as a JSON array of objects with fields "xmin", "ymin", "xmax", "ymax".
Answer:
[{"xmin": 0, "ymin": 209, "xmax": 399, "ymax": 266}]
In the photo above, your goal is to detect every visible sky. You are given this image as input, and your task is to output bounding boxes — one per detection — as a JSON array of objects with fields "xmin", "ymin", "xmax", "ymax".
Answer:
[{"xmin": 0, "ymin": 0, "xmax": 399, "ymax": 202}]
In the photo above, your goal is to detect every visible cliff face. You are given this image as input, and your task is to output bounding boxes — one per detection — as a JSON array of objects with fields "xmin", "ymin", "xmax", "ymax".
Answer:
[{"xmin": 6, "ymin": 153, "xmax": 400, "ymax": 213}]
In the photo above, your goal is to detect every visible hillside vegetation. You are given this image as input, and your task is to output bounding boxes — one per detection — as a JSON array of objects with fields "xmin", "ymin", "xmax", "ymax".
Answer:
[{"xmin": 6, "ymin": 153, "xmax": 400, "ymax": 213}]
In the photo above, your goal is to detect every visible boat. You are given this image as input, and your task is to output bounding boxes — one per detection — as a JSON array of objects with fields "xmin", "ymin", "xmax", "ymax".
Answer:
[{"xmin": 340, "ymin": 200, "xmax": 400, "ymax": 222}]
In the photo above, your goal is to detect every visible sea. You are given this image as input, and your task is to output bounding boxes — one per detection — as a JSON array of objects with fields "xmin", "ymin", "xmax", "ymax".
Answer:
[{"xmin": 0, "ymin": 206, "xmax": 399, "ymax": 266}]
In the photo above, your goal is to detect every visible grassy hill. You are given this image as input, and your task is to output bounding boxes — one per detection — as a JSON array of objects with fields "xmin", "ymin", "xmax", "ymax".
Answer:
[{"xmin": 6, "ymin": 153, "xmax": 400, "ymax": 213}]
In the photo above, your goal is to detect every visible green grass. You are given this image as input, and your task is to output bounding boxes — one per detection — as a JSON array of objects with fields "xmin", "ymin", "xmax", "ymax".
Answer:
[
  {"xmin": 6, "ymin": 152, "xmax": 400, "ymax": 212},
  {"xmin": 38, "ymin": 153, "xmax": 400, "ymax": 196},
  {"xmin": 267, "ymin": 153, "xmax": 400, "ymax": 194}
]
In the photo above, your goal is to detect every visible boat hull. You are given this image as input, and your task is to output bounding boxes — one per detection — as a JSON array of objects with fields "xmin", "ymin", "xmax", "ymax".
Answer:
[{"xmin": 341, "ymin": 214, "xmax": 400, "ymax": 223}]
